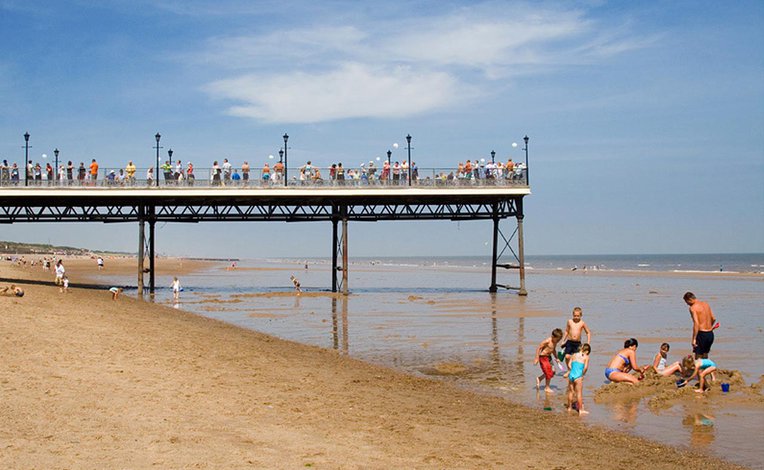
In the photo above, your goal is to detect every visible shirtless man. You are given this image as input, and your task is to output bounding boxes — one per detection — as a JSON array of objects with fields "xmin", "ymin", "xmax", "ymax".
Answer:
[
  {"xmin": 684, "ymin": 292, "xmax": 717, "ymax": 359},
  {"xmin": 560, "ymin": 307, "xmax": 592, "ymax": 373}
]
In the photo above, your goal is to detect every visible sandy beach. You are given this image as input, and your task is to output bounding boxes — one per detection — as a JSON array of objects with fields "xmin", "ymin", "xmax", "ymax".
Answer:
[{"xmin": 0, "ymin": 258, "xmax": 748, "ymax": 469}]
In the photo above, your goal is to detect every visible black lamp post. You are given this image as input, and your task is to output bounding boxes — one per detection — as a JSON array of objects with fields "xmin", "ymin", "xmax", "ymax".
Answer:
[
  {"xmin": 23, "ymin": 132, "xmax": 30, "ymax": 187},
  {"xmin": 491, "ymin": 150, "xmax": 495, "ymax": 164},
  {"xmin": 278, "ymin": 149, "xmax": 283, "ymax": 163},
  {"xmin": 406, "ymin": 134, "xmax": 412, "ymax": 186},
  {"xmin": 386, "ymin": 150, "xmax": 392, "ymax": 181},
  {"xmin": 523, "ymin": 135, "xmax": 529, "ymax": 185},
  {"xmin": 168, "ymin": 148, "xmax": 174, "ymax": 185},
  {"xmin": 154, "ymin": 133, "xmax": 161, "ymax": 186},
  {"xmin": 54, "ymin": 148, "xmax": 59, "ymax": 182},
  {"xmin": 283, "ymin": 133, "xmax": 289, "ymax": 187}
]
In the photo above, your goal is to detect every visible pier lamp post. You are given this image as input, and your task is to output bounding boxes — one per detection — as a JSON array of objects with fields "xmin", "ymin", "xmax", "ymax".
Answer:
[
  {"xmin": 154, "ymin": 133, "xmax": 161, "ymax": 187},
  {"xmin": 406, "ymin": 134, "xmax": 412, "ymax": 186},
  {"xmin": 283, "ymin": 133, "xmax": 289, "ymax": 187},
  {"xmin": 279, "ymin": 149, "xmax": 283, "ymax": 163},
  {"xmin": 54, "ymin": 148, "xmax": 60, "ymax": 182},
  {"xmin": 168, "ymin": 149, "xmax": 173, "ymax": 185},
  {"xmin": 24, "ymin": 132, "xmax": 30, "ymax": 187},
  {"xmin": 491, "ymin": 150, "xmax": 495, "ymax": 164},
  {"xmin": 523, "ymin": 135, "xmax": 529, "ymax": 185}
]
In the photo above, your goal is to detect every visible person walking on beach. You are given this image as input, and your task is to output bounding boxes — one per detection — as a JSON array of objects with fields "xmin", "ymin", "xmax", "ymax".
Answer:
[
  {"xmin": 60, "ymin": 275, "xmax": 69, "ymax": 294},
  {"xmin": 171, "ymin": 277, "xmax": 181, "ymax": 301},
  {"xmin": 97, "ymin": 256, "xmax": 104, "ymax": 270},
  {"xmin": 534, "ymin": 328, "xmax": 562, "ymax": 393},
  {"xmin": 290, "ymin": 275, "xmax": 302, "ymax": 294},
  {"xmin": 54, "ymin": 259, "xmax": 65, "ymax": 286},
  {"xmin": 684, "ymin": 292, "xmax": 717, "ymax": 359}
]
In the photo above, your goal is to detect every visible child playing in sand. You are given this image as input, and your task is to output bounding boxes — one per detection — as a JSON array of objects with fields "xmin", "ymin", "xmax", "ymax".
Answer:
[
  {"xmin": 171, "ymin": 277, "xmax": 181, "ymax": 301},
  {"xmin": 534, "ymin": 328, "xmax": 563, "ymax": 393},
  {"xmin": 560, "ymin": 307, "xmax": 591, "ymax": 376},
  {"xmin": 0, "ymin": 284, "xmax": 24, "ymax": 297},
  {"xmin": 650, "ymin": 342, "xmax": 683, "ymax": 376},
  {"xmin": 290, "ymin": 275, "xmax": 302, "ymax": 294},
  {"xmin": 678, "ymin": 356, "xmax": 718, "ymax": 393},
  {"xmin": 566, "ymin": 343, "xmax": 591, "ymax": 415},
  {"xmin": 109, "ymin": 287, "xmax": 123, "ymax": 300}
]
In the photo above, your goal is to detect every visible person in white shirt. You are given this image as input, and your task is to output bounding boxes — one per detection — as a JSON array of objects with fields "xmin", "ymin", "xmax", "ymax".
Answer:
[
  {"xmin": 55, "ymin": 259, "xmax": 65, "ymax": 285},
  {"xmin": 171, "ymin": 277, "xmax": 181, "ymax": 301}
]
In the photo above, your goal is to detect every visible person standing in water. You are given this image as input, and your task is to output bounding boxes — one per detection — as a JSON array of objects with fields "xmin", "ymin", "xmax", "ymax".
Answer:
[
  {"xmin": 171, "ymin": 277, "xmax": 181, "ymax": 302},
  {"xmin": 684, "ymin": 292, "xmax": 717, "ymax": 359}
]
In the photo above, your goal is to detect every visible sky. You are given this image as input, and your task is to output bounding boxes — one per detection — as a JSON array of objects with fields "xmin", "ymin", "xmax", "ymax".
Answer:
[{"xmin": 0, "ymin": 0, "xmax": 762, "ymax": 258}]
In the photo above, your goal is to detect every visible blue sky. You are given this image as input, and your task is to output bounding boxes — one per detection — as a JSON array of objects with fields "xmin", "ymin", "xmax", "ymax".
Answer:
[{"xmin": 1, "ymin": 0, "xmax": 762, "ymax": 257}]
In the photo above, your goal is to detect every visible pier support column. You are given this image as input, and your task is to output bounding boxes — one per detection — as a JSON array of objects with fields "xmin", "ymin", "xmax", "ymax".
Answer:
[
  {"xmin": 332, "ymin": 206, "xmax": 339, "ymax": 293},
  {"xmin": 489, "ymin": 203, "xmax": 499, "ymax": 293},
  {"xmin": 517, "ymin": 206, "xmax": 527, "ymax": 296},
  {"xmin": 138, "ymin": 214, "xmax": 145, "ymax": 296},
  {"xmin": 331, "ymin": 205, "xmax": 349, "ymax": 295},
  {"xmin": 341, "ymin": 211, "xmax": 348, "ymax": 296},
  {"xmin": 148, "ymin": 205, "xmax": 156, "ymax": 296}
]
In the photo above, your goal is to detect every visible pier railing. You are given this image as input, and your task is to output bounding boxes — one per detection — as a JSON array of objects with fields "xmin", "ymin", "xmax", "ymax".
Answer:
[{"xmin": 0, "ymin": 167, "xmax": 528, "ymax": 188}]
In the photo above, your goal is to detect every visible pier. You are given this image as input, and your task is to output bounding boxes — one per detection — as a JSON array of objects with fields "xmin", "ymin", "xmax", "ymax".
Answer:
[{"xmin": 0, "ymin": 180, "xmax": 530, "ymax": 295}]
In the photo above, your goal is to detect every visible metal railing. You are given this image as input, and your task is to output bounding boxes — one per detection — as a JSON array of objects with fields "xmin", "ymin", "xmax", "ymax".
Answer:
[{"xmin": 0, "ymin": 166, "xmax": 528, "ymax": 189}]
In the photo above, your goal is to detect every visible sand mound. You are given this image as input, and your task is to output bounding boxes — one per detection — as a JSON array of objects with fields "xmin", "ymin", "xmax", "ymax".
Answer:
[{"xmin": 594, "ymin": 369, "xmax": 763, "ymax": 410}]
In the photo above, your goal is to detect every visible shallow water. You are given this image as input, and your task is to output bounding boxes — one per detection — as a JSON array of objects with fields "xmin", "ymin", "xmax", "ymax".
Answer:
[{"xmin": 118, "ymin": 259, "xmax": 764, "ymax": 468}]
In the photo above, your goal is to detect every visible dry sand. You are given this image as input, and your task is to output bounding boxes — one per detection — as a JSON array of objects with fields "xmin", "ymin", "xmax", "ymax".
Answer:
[{"xmin": 0, "ymin": 258, "xmax": 748, "ymax": 469}]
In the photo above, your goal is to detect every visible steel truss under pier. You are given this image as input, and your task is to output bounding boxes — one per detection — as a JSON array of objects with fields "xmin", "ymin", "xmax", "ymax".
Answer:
[{"xmin": 0, "ymin": 187, "xmax": 530, "ymax": 295}]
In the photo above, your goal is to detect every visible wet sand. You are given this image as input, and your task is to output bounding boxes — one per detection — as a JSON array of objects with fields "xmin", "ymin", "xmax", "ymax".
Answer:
[{"xmin": 0, "ymin": 257, "xmax": 748, "ymax": 469}]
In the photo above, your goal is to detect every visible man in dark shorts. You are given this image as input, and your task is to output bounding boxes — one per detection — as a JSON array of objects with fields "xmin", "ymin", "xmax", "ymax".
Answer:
[{"xmin": 684, "ymin": 292, "xmax": 717, "ymax": 359}]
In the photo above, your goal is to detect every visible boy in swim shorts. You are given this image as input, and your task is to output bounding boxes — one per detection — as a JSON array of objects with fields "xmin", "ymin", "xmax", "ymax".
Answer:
[
  {"xmin": 534, "ymin": 328, "xmax": 563, "ymax": 393},
  {"xmin": 560, "ymin": 307, "xmax": 592, "ymax": 375}
]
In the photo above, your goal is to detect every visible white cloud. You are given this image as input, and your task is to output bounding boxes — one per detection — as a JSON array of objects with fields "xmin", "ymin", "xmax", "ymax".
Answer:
[
  {"xmin": 207, "ymin": 63, "xmax": 465, "ymax": 123},
  {"xmin": 198, "ymin": 4, "xmax": 651, "ymax": 123}
]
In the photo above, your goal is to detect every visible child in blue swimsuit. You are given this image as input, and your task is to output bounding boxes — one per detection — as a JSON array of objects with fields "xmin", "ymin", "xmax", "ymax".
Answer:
[
  {"xmin": 566, "ymin": 343, "xmax": 591, "ymax": 415},
  {"xmin": 678, "ymin": 356, "xmax": 718, "ymax": 393}
]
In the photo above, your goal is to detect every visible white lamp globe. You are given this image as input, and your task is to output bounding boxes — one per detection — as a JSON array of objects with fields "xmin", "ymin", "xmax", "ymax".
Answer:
[
  {"xmin": 268, "ymin": 154, "xmax": 274, "ymax": 159},
  {"xmin": 42, "ymin": 154, "xmax": 47, "ymax": 159},
  {"xmin": 512, "ymin": 142, "xmax": 518, "ymax": 148},
  {"xmin": 393, "ymin": 143, "xmax": 399, "ymax": 149}
]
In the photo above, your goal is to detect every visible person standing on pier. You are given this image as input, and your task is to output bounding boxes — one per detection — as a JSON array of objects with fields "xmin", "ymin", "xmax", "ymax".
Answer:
[
  {"xmin": 222, "ymin": 158, "xmax": 232, "ymax": 185},
  {"xmin": 0, "ymin": 159, "xmax": 9, "ymax": 186},
  {"xmin": 241, "ymin": 161, "xmax": 250, "ymax": 185},
  {"xmin": 684, "ymin": 292, "xmax": 717, "ymax": 359},
  {"xmin": 125, "ymin": 161, "xmax": 136, "ymax": 185},
  {"xmin": 89, "ymin": 158, "xmax": 99, "ymax": 185}
]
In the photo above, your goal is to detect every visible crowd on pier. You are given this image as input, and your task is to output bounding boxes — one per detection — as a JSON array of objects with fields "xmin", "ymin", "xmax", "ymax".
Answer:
[{"xmin": 0, "ymin": 156, "xmax": 527, "ymax": 187}]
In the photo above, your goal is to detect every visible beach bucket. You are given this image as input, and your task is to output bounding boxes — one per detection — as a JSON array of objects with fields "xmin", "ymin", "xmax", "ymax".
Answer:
[{"xmin": 721, "ymin": 383, "xmax": 730, "ymax": 393}]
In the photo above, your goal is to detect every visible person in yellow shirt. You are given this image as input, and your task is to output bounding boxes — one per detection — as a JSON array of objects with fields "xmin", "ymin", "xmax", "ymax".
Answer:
[{"xmin": 125, "ymin": 161, "xmax": 136, "ymax": 185}]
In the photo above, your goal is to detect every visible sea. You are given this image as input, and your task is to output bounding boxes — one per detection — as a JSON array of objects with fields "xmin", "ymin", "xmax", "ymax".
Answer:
[{"xmin": 112, "ymin": 253, "xmax": 764, "ymax": 468}]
